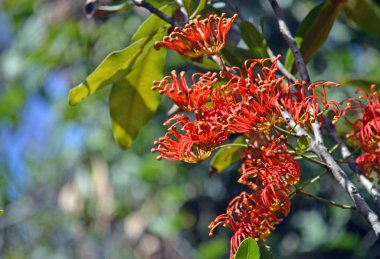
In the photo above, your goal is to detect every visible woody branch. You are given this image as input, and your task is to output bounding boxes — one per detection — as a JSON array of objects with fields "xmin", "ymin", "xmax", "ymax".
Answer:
[{"xmin": 267, "ymin": 0, "xmax": 380, "ymax": 237}]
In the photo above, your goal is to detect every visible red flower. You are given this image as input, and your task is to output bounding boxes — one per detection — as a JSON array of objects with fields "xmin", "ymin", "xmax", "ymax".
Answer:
[
  {"xmin": 356, "ymin": 151, "xmax": 380, "ymax": 183},
  {"xmin": 154, "ymin": 13, "xmax": 238, "ymax": 58},
  {"xmin": 153, "ymin": 71, "xmax": 217, "ymax": 112},
  {"xmin": 209, "ymin": 191, "xmax": 290, "ymax": 258}
]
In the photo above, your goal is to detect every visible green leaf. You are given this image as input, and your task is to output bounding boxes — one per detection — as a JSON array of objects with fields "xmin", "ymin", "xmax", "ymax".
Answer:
[
  {"xmin": 296, "ymin": 135, "xmax": 311, "ymax": 155},
  {"xmin": 68, "ymin": 37, "xmax": 150, "ymax": 105},
  {"xmin": 109, "ymin": 32, "xmax": 166, "ymax": 149},
  {"xmin": 84, "ymin": 2, "xmax": 134, "ymax": 17},
  {"xmin": 0, "ymin": 210, "xmax": 3, "ymax": 216},
  {"xmin": 239, "ymin": 21, "xmax": 268, "ymax": 59},
  {"xmin": 131, "ymin": 4, "xmax": 175, "ymax": 43},
  {"xmin": 209, "ymin": 137, "xmax": 245, "ymax": 175},
  {"xmin": 221, "ymin": 45, "xmax": 253, "ymax": 68},
  {"xmin": 284, "ymin": 37, "xmax": 302, "ymax": 71},
  {"xmin": 286, "ymin": 1, "xmax": 345, "ymax": 71},
  {"xmin": 183, "ymin": 0, "xmax": 208, "ymax": 19},
  {"xmin": 344, "ymin": 0, "xmax": 380, "ymax": 38},
  {"xmin": 258, "ymin": 241, "xmax": 274, "ymax": 259},
  {"xmin": 235, "ymin": 238, "xmax": 260, "ymax": 259}
]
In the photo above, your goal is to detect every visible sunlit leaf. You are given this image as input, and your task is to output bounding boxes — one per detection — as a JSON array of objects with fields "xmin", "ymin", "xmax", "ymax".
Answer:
[
  {"xmin": 239, "ymin": 21, "xmax": 268, "ymax": 59},
  {"xmin": 131, "ymin": 4, "xmax": 175, "ymax": 43},
  {"xmin": 296, "ymin": 135, "xmax": 311, "ymax": 155},
  {"xmin": 209, "ymin": 137, "xmax": 245, "ymax": 175},
  {"xmin": 344, "ymin": 0, "xmax": 380, "ymax": 38},
  {"xmin": 235, "ymin": 238, "xmax": 260, "ymax": 259},
  {"xmin": 109, "ymin": 32, "xmax": 166, "ymax": 148},
  {"xmin": 0, "ymin": 210, "xmax": 3, "ymax": 216},
  {"xmin": 68, "ymin": 37, "xmax": 150, "ymax": 106}
]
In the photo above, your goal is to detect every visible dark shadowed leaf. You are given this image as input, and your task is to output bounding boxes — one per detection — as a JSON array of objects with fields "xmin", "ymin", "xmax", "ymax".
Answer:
[
  {"xmin": 209, "ymin": 137, "xmax": 245, "ymax": 176},
  {"xmin": 239, "ymin": 21, "xmax": 268, "ymax": 59},
  {"xmin": 235, "ymin": 238, "xmax": 260, "ymax": 259},
  {"xmin": 258, "ymin": 241, "xmax": 274, "ymax": 259},
  {"xmin": 296, "ymin": 135, "xmax": 311, "ymax": 155},
  {"xmin": 286, "ymin": 1, "xmax": 345, "ymax": 71},
  {"xmin": 221, "ymin": 45, "xmax": 252, "ymax": 68},
  {"xmin": 344, "ymin": 0, "xmax": 380, "ymax": 38}
]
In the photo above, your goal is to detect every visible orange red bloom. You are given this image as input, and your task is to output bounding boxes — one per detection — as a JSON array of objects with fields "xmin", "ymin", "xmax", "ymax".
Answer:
[{"xmin": 154, "ymin": 13, "xmax": 238, "ymax": 58}]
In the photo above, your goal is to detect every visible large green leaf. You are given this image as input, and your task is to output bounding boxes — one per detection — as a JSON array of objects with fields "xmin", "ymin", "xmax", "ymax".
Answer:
[
  {"xmin": 344, "ymin": 0, "xmax": 380, "ymax": 38},
  {"xmin": 235, "ymin": 238, "xmax": 260, "ymax": 259},
  {"xmin": 209, "ymin": 137, "xmax": 244, "ymax": 175},
  {"xmin": 109, "ymin": 32, "xmax": 166, "ymax": 149},
  {"xmin": 239, "ymin": 21, "xmax": 267, "ymax": 59},
  {"xmin": 68, "ymin": 37, "xmax": 151, "ymax": 105},
  {"xmin": 131, "ymin": 4, "xmax": 175, "ymax": 43},
  {"xmin": 285, "ymin": 1, "xmax": 345, "ymax": 71}
]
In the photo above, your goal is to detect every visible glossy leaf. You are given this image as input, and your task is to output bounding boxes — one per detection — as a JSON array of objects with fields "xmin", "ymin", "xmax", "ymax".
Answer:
[
  {"xmin": 235, "ymin": 238, "xmax": 260, "ymax": 259},
  {"xmin": 68, "ymin": 37, "xmax": 150, "ymax": 106},
  {"xmin": 286, "ymin": 1, "xmax": 345, "ymax": 71},
  {"xmin": 239, "ymin": 21, "xmax": 268, "ymax": 59},
  {"xmin": 131, "ymin": 4, "xmax": 175, "ymax": 43},
  {"xmin": 109, "ymin": 31, "xmax": 166, "ymax": 148},
  {"xmin": 344, "ymin": 0, "xmax": 380, "ymax": 38},
  {"xmin": 221, "ymin": 45, "xmax": 252, "ymax": 68},
  {"xmin": 209, "ymin": 137, "xmax": 244, "ymax": 175},
  {"xmin": 296, "ymin": 135, "xmax": 311, "ymax": 155}
]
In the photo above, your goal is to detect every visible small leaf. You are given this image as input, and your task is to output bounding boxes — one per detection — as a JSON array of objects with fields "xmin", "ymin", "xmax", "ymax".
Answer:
[
  {"xmin": 109, "ymin": 31, "xmax": 166, "ymax": 149},
  {"xmin": 0, "ymin": 210, "xmax": 3, "ymax": 216},
  {"xmin": 284, "ymin": 37, "xmax": 302, "ymax": 71},
  {"xmin": 258, "ymin": 241, "xmax": 274, "ymax": 259},
  {"xmin": 235, "ymin": 238, "xmax": 260, "ymax": 259},
  {"xmin": 239, "ymin": 21, "xmax": 268, "ymax": 59},
  {"xmin": 209, "ymin": 137, "xmax": 245, "ymax": 175},
  {"xmin": 344, "ymin": 0, "xmax": 380, "ymax": 38},
  {"xmin": 221, "ymin": 45, "xmax": 253, "ymax": 68},
  {"xmin": 296, "ymin": 135, "xmax": 311, "ymax": 155}
]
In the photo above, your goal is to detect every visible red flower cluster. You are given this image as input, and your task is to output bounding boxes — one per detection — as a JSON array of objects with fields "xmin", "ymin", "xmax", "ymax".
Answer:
[
  {"xmin": 209, "ymin": 137, "xmax": 300, "ymax": 257},
  {"xmin": 347, "ymin": 85, "xmax": 380, "ymax": 182},
  {"xmin": 152, "ymin": 13, "xmax": 341, "ymax": 258},
  {"xmin": 154, "ymin": 13, "xmax": 237, "ymax": 58}
]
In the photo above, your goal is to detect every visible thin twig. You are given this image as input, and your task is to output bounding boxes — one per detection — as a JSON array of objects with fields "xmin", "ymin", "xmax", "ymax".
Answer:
[
  {"xmin": 297, "ymin": 189, "xmax": 355, "ymax": 210},
  {"xmin": 132, "ymin": 0, "xmax": 175, "ymax": 26},
  {"xmin": 323, "ymin": 119, "xmax": 380, "ymax": 210},
  {"xmin": 267, "ymin": 0, "xmax": 380, "ymax": 238}
]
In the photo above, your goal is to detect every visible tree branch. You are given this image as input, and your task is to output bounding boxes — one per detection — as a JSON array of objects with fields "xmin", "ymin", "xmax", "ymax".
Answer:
[
  {"xmin": 267, "ymin": 0, "xmax": 380, "ymax": 238},
  {"xmin": 132, "ymin": 0, "xmax": 175, "ymax": 26}
]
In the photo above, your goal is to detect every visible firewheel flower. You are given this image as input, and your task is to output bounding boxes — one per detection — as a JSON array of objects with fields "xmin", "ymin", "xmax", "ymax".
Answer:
[
  {"xmin": 208, "ymin": 191, "xmax": 290, "ymax": 258},
  {"xmin": 154, "ymin": 13, "xmax": 238, "ymax": 58},
  {"xmin": 152, "ymin": 70, "xmax": 217, "ymax": 112}
]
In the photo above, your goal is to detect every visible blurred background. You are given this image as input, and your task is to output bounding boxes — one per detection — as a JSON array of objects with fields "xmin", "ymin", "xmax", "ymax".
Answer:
[{"xmin": 1, "ymin": 0, "xmax": 380, "ymax": 258}]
